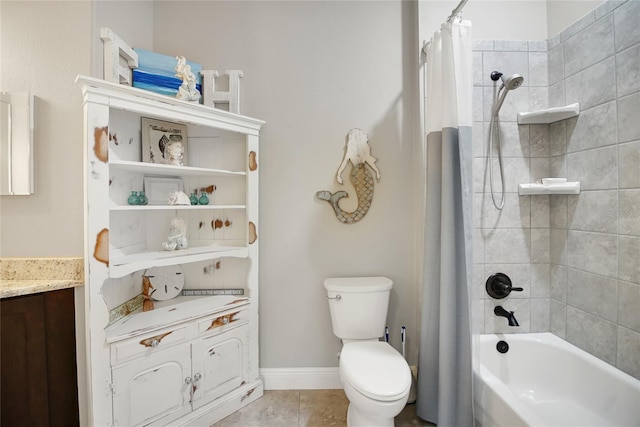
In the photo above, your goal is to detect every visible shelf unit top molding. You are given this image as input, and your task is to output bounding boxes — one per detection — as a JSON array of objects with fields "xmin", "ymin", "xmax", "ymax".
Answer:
[
  {"xmin": 76, "ymin": 75, "xmax": 264, "ymax": 136},
  {"xmin": 517, "ymin": 103, "xmax": 580, "ymax": 125}
]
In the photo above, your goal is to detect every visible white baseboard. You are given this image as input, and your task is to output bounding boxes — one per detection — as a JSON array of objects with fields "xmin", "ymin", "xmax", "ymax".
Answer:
[{"xmin": 260, "ymin": 367, "xmax": 342, "ymax": 390}]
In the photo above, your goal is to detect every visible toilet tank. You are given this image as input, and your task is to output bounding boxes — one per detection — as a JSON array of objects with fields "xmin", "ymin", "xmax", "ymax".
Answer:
[{"xmin": 324, "ymin": 277, "xmax": 392, "ymax": 340}]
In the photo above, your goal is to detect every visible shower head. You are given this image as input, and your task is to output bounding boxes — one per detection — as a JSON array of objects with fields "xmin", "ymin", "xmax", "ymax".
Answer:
[
  {"xmin": 501, "ymin": 74, "xmax": 524, "ymax": 90},
  {"xmin": 490, "ymin": 71, "xmax": 525, "ymax": 115},
  {"xmin": 490, "ymin": 71, "xmax": 525, "ymax": 91}
]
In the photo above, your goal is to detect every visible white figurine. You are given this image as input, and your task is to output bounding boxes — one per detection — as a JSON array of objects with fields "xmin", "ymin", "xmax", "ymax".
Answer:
[
  {"xmin": 162, "ymin": 217, "xmax": 188, "ymax": 251},
  {"xmin": 175, "ymin": 56, "xmax": 201, "ymax": 102},
  {"xmin": 165, "ymin": 140, "xmax": 184, "ymax": 165},
  {"xmin": 167, "ymin": 191, "xmax": 190, "ymax": 206}
]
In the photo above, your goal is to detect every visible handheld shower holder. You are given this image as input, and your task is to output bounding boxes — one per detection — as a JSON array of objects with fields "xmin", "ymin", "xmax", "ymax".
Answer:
[{"xmin": 490, "ymin": 71, "xmax": 503, "ymax": 81}]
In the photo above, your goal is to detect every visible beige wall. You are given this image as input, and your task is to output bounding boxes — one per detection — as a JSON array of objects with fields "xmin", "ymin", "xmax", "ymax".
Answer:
[
  {"xmin": 92, "ymin": 1, "xmax": 155, "ymax": 77},
  {"xmin": 0, "ymin": 1, "xmax": 92, "ymax": 257},
  {"xmin": 419, "ymin": 0, "xmax": 607, "ymax": 43},
  {"xmin": 546, "ymin": 0, "xmax": 606, "ymax": 38},
  {"xmin": 152, "ymin": 0, "xmax": 423, "ymax": 368},
  {"xmin": 420, "ymin": 1, "xmax": 549, "ymax": 44}
]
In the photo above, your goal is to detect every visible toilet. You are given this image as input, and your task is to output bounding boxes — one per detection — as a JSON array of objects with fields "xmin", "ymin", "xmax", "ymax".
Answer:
[{"xmin": 324, "ymin": 276, "xmax": 411, "ymax": 427}]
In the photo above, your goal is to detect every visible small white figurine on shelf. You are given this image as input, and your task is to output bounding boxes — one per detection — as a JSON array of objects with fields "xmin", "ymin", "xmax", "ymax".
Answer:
[
  {"xmin": 175, "ymin": 56, "xmax": 201, "ymax": 102},
  {"xmin": 162, "ymin": 217, "xmax": 188, "ymax": 251},
  {"xmin": 167, "ymin": 191, "xmax": 191, "ymax": 206},
  {"xmin": 165, "ymin": 139, "xmax": 184, "ymax": 165}
]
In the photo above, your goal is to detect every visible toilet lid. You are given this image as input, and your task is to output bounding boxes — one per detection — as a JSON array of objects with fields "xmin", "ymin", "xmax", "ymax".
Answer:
[{"xmin": 340, "ymin": 341, "xmax": 411, "ymax": 402}]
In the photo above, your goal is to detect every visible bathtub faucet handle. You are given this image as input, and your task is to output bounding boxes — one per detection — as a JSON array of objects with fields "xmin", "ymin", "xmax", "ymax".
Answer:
[
  {"xmin": 486, "ymin": 273, "xmax": 523, "ymax": 299},
  {"xmin": 494, "ymin": 305, "xmax": 520, "ymax": 327}
]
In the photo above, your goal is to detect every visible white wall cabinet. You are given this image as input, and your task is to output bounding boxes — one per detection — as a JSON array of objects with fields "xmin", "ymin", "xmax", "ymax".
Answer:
[{"xmin": 77, "ymin": 76, "xmax": 263, "ymax": 426}]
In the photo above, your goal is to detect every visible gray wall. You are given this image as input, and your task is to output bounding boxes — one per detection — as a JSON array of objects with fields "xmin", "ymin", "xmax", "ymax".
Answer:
[
  {"xmin": 472, "ymin": 39, "xmax": 553, "ymax": 335},
  {"xmin": 474, "ymin": 0, "xmax": 640, "ymax": 380},
  {"xmin": 547, "ymin": 0, "xmax": 640, "ymax": 380},
  {"xmin": 152, "ymin": 1, "xmax": 423, "ymax": 368}
]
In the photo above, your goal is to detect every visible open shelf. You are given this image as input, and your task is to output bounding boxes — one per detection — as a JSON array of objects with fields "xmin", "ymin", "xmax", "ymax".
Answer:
[
  {"xmin": 110, "ymin": 204, "xmax": 245, "ymax": 211},
  {"xmin": 517, "ymin": 103, "xmax": 580, "ymax": 125},
  {"xmin": 110, "ymin": 244, "xmax": 248, "ymax": 278},
  {"xmin": 519, "ymin": 181, "xmax": 580, "ymax": 195},
  {"xmin": 110, "ymin": 159, "xmax": 245, "ymax": 177},
  {"xmin": 105, "ymin": 295, "xmax": 250, "ymax": 343}
]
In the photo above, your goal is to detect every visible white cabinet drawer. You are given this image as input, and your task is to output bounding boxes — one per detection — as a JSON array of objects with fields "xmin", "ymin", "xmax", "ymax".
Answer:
[
  {"xmin": 196, "ymin": 305, "xmax": 250, "ymax": 337},
  {"xmin": 111, "ymin": 325, "xmax": 191, "ymax": 365}
]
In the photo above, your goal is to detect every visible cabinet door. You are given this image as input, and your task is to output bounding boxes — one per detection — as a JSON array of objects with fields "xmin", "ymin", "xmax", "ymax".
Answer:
[
  {"xmin": 1, "ymin": 289, "xmax": 79, "ymax": 427},
  {"xmin": 191, "ymin": 326, "xmax": 248, "ymax": 410},
  {"xmin": 112, "ymin": 345, "xmax": 191, "ymax": 427},
  {"xmin": 1, "ymin": 294, "xmax": 49, "ymax": 426}
]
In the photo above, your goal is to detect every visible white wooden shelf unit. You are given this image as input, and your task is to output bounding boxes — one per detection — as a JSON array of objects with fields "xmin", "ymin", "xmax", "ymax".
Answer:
[{"xmin": 77, "ymin": 75, "xmax": 263, "ymax": 427}]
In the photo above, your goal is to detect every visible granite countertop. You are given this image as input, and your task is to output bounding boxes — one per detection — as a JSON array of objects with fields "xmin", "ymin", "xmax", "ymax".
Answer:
[{"xmin": 0, "ymin": 257, "xmax": 84, "ymax": 299}]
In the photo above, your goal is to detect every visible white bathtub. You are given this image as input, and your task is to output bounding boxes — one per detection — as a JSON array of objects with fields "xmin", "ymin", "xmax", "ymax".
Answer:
[{"xmin": 473, "ymin": 333, "xmax": 640, "ymax": 427}]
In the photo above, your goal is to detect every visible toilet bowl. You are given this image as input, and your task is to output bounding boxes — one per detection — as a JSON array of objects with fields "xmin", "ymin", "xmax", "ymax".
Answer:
[
  {"xmin": 324, "ymin": 277, "xmax": 412, "ymax": 426},
  {"xmin": 340, "ymin": 341, "xmax": 411, "ymax": 426}
]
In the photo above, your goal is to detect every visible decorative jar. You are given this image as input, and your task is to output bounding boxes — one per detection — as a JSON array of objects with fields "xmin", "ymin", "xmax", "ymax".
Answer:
[
  {"xmin": 198, "ymin": 192, "xmax": 209, "ymax": 205},
  {"xmin": 128, "ymin": 191, "xmax": 140, "ymax": 205}
]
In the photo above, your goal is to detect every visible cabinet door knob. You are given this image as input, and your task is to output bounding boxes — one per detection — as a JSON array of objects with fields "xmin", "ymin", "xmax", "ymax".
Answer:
[
  {"xmin": 185, "ymin": 376, "xmax": 192, "ymax": 384},
  {"xmin": 139, "ymin": 331, "xmax": 173, "ymax": 348},
  {"xmin": 193, "ymin": 373, "xmax": 202, "ymax": 382},
  {"xmin": 222, "ymin": 316, "xmax": 229, "ymax": 325}
]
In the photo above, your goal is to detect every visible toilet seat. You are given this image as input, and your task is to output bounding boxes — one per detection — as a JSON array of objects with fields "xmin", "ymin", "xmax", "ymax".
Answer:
[{"xmin": 340, "ymin": 341, "xmax": 411, "ymax": 402}]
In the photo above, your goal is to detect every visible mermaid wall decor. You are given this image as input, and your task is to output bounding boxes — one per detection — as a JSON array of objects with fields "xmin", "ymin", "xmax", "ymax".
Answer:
[{"xmin": 316, "ymin": 128, "xmax": 380, "ymax": 224}]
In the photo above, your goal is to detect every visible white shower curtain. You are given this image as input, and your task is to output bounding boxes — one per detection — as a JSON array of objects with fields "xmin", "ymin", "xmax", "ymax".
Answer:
[{"xmin": 416, "ymin": 19, "xmax": 474, "ymax": 426}]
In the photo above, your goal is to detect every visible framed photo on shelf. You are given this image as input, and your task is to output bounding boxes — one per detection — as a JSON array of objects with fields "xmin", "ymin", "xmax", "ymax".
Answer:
[
  {"xmin": 143, "ymin": 177, "xmax": 184, "ymax": 205},
  {"xmin": 141, "ymin": 118, "xmax": 188, "ymax": 165}
]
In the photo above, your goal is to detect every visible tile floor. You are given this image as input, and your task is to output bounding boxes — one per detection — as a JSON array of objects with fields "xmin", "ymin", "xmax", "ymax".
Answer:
[{"xmin": 212, "ymin": 389, "xmax": 435, "ymax": 427}]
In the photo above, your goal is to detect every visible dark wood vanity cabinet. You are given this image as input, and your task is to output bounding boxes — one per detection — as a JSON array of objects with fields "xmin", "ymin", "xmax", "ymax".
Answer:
[{"xmin": 1, "ymin": 288, "xmax": 79, "ymax": 427}]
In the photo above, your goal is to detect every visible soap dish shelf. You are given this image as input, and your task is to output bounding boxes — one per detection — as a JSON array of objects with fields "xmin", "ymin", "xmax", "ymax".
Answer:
[
  {"xmin": 519, "ymin": 181, "xmax": 580, "ymax": 195},
  {"xmin": 517, "ymin": 103, "xmax": 580, "ymax": 125}
]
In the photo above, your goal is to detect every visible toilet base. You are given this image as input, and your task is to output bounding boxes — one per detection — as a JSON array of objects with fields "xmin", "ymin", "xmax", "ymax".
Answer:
[{"xmin": 347, "ymin": 402, "xmax": 395, "ymax": 427}]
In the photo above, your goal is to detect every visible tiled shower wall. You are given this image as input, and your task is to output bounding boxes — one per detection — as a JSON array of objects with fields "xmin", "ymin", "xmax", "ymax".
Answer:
[
  {"xmin": 472, "ymin": 39, "xmax": 553, "ymax": 336},
  {"xmin": 547, "ymin": 0, "xmax": 640, "ymax": 380},
  {"xmin": 473, "ymin": 0, "xmax": 640, "ymax": 380}
]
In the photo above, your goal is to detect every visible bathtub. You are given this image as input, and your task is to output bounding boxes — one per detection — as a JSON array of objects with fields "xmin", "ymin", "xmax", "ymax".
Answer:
[{"xmin": 473, "ymin": 333, "xmax": 640, "ymax": 427}]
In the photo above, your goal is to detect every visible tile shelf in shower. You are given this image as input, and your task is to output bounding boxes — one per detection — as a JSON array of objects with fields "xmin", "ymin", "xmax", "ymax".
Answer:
[
  {"xmin": 519, "ymin": 181, "xmax": 581, "ymax": 195},
  {"xmin": 517, "ymin": 102, "xmax": 580, "ymax": 125}
]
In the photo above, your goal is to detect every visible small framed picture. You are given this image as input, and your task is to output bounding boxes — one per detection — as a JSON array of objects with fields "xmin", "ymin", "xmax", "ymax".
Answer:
[
  {"xmin": 144, "ymin": 177, "xmax": 184, "ymax": 205},
  {"xmin": 141, "ymin": 118, "xmax": 188, "ymax": 165}
]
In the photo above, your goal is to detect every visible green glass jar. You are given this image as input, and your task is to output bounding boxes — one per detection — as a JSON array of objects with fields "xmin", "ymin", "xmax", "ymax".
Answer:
[
  {"xmin": 138, "ymin": 191, "xmax": 148, "ymax": 205},
  {"xmin": 127, "ymin": 191, "xmax": 140, "ymax": 205}
]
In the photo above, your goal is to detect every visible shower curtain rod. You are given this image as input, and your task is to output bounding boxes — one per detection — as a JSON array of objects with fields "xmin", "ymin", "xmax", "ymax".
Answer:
[
  {"xmin": 422, "ymin": 0, "xmax": 470, "ymax": 54},
  {"xmin": 447, "ymin": 0, "xmax": 469, "ymax": 22}
]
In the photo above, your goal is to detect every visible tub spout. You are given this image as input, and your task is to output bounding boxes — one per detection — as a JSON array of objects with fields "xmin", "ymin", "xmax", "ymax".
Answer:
[{"xmin": 494, "ymin": 306, "xmax": 519, "ymax": 327}]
